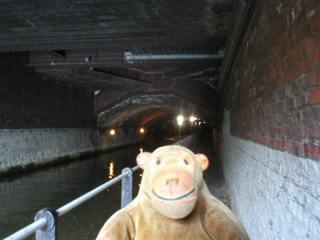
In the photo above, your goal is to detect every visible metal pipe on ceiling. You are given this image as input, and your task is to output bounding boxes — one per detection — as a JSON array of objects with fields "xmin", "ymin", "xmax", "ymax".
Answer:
[{"xmin": 125, "ymin": 54, "xmax": 223, "ymax": 61}]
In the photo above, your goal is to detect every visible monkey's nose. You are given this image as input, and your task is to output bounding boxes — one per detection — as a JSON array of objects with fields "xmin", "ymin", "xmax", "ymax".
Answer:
[{"xmin": 166, "ymin": 179, "xmax": 179, "ymax": 185}]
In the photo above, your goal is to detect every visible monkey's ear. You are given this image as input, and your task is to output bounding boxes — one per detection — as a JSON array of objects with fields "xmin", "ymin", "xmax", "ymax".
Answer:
[
  {"xmin": 136, "ymin": 152, "xmax": 152, "ymax": 170},
  {"xmin": 195, "ymin": 154, "xmax": 209, "ymax": 171}
]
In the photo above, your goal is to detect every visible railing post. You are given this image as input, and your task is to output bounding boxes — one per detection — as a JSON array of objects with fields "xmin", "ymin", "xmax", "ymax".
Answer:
[
  {"xmin": 121, "ymin": 167, "xmax": 133, "ymax": 208},
  {"xmin": 34, "ymin": 208, "xmax": 59, "ymax": 240}
]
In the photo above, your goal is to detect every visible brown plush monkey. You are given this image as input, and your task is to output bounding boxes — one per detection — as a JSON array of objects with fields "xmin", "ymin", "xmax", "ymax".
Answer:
[{"xmin": 97, "ymin": 145, "xmax": 249, "ymax": 240}]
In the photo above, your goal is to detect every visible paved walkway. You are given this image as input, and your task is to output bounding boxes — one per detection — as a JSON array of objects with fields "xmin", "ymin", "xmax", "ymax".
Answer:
[{"xmin": 191, "ymin": 137, "xmax": 231, "ymax": 209}]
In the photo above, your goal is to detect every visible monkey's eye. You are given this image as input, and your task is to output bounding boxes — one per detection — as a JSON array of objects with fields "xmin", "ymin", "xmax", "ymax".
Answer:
[
  {"xmin": 156, "ymin": 159, "xmax": 161, "ymax": 165},
  {"xmin": 183, "ymin": 159, "xmax": 189, "ymax": 165}
]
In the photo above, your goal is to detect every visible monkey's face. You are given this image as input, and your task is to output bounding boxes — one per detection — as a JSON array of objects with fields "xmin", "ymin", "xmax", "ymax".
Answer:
[{"xmin": 136, "ymin": 146, "xmax": 209, "ymax": 219}]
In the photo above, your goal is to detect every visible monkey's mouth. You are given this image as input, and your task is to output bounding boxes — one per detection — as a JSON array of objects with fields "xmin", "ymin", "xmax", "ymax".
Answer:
[{"xmin": 152, "ymin": 189, "xmax": 196, "ymax": 201}]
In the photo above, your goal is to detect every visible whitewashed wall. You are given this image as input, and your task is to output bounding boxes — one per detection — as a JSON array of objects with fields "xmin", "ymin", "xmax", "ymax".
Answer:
[
  {"xmin": 0, "ymin": 127, "xmax": 147, "ymax": 176},
  {"xmin": 220, "ymin": 109, "xmax": 320, "ymax": 240},
  {"xmin": 0, "ymin": 128, "xmax": 97, "ymax": 175}
]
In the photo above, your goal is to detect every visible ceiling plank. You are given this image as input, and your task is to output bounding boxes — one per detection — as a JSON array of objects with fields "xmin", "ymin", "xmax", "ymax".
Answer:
[{"xmin": 36, "ymin": 68, "xmax": 150, "ymax": 91}]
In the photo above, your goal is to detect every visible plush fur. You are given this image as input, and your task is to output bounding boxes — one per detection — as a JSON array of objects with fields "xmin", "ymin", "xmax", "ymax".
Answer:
[{"xmin": 97, "ymin": 145, "xmax": 249, "ymax": 240}]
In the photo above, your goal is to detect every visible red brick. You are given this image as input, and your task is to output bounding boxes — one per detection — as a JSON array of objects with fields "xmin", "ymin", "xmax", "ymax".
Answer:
[
  {"xmin": 221, "ymin": 1, "xmax": 320, "ymax": 151},
  {"xmin": 287, "ymin": 65, "xmax": 299, "ymax": 82},
  {"xmin": 286, "ymin": 97, "xmax": 295, "ymax": 110},
  {"xmin": 271, "ymin": 67, "xmax": 280, "ymax": 81},
  {"xmin": 277, "ymin": 101, "xmax": 285, "ymax": 113},
  {"xmin": 311, "ymin": 48, "xmax": 320, "ymax": 68},
  {"xmin": 312, "ymin": 107, "xmax": 320, "ymax": 123},
  {"xmin": 286, "ymin": 38, "xmax": 296, "ymax": 56},
  {"xmin": 278, "ymin": 126, "xmax": 286, "ymax": 138},
  {"xmin": 304, "ymin": 74, "xmax": 312, "ymax": 89},
  {"xmin": 292, "ymin": 5, "xmax": 306, "ymax": 32},
  {"xmin": 310, "ymin": 8, "xmax": 320, "ymax": 32},
  {"xmin": 309, "ymin": 125, "xmax": 320, "ymax": 140},
  {"xmin": 265, "ymin": 126, "xmax": 271, "ymax": 136},
  {"xmin": 270, "ymin": 56, "xmax": 278, "ymax": 69},
  {"xmin": 287, "ymin": 54, "xmax": 295, "ymax": 70},
  {"xmin": 291, "ymin": 7, "xmax": 300, "ymax": 22},
  {"xmin": 311, "ymin": 144, "xmax": 320, "ymax": 160},
  {"xmin": 309, "ymin": 86, "xmax": 320, "ymax": 104},
  {"xmin": 307, "ymin": 3, "xmax": 320, "ymax": 20},
  {"xmin": 284, "ymin": 139, "xmax": 293, "ymax": 153},
  {"xmin": 270, "ymin": 127, "xmax": 278, "ymax": 137},
  {"xmin": 276, "ymin": 139, "xmax": 284, "ymax": 150},
  {"xmin": 304, "ymin": 143, "xmax": 311, "ymax": 158},
  {"xmin": 310, "ymin": 69, "xmax": 320, "ymax": 86},
  {"xmin": 270, "ymin": 104, "xmax": 277, "ymax": 114},
  {"xmin": 283, "ymin": 111, "xmax": 300, "ymax": 124},
  {"xmin": 305, "ymin": 37, "xmax": 314, "ymax": 54},
  {"xmin": 265, "ymin": 105, "xmax": 271, "ymax": 115},
  {"xmin": 293, "ymin": 23, "xmax": 311, "ymax": 47},
  {"xmin": 252, "ymin": 118, "xmax": 258, "ymax": 127},
  {"xmin": 292, "ymin": 44, "xmax": 307, "ymax": 63},
  {"xmin": 298, "ymin": 126, "xmax": 307, "ymax": 139},
  {"xmin": 312, "ymin": 107, "xmax": 320, "ymax": 122},
  {"xmin": 274, "ymin": 114, "xmax": 282, "ymax": 124},
  {"xmin": 283, "ymin": 126, "xmax": 294, "ymax": 138},
  {"xmin": 296, "ymin": 58, "xmax": 311, "ymax": 77},
  {"xmin": 314, "ymin": 29, "xmax": 320, "ymax": 49},
  {"xmin": 258, "ymin": 136, "xmax": 265, "ymax": 145},
  {"xmin": 278, "ymin": 45, "xmax": 288, "ymax": 62},
  {"xmin": 285, "ymin": 83, "xmax": 293, "ymax": 97},
  {"xmin": 275, "ymin": 75, "xmax": 287, "ymax": 88},
  {"xmin": 293, "ymin": 141, "xmax": 304, "ymax": 157},
  {"xmin": 279, "ymin": 60, "xmax": 288, "ymax": 75},
  {"xmin": 253, "ymin": 102, "xmax": 258, "ymax": 117},
  {"xmin": 296, "ymin": 93, "xmax": 308, "ymax": 108}
]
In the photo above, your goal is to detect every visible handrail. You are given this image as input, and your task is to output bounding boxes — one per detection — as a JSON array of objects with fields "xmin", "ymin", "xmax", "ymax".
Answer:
[
  {"xmin": 3, "ymin": 218, "xmax": 47, "ymax": 240},
  {"xmin": 3, "ymin": 165, "xmax": 140, "ymax": 240}
]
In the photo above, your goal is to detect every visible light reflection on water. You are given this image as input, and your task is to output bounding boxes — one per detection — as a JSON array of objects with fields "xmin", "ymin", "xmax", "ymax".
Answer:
[
  {"xmin": 0, "ymin": 140, "xmax": 173, "ymax": 240},
  {"xmin": 109, "ymin": 162, "xmax": 115, "ymax": 179}
]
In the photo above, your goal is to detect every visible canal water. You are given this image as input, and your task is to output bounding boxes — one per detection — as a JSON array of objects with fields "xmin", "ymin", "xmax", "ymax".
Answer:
[
  {"xmin": 0, "ymin": 138, "xmax": 230, "ymax": 240},
  {"xmin": 0, "ymin": 139, "xmax": 176, "ymax": 240}
]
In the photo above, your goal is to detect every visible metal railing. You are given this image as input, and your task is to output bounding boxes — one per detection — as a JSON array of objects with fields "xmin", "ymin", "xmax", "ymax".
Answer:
[{"xmin": 3, "ymin": 165, "xmax": 140, "ymax": 240}]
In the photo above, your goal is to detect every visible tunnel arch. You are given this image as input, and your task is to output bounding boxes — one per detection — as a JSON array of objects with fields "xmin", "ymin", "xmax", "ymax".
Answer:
[{"xmin": 97, "ymin": 91, "xmax": 218, "ymax": 129}]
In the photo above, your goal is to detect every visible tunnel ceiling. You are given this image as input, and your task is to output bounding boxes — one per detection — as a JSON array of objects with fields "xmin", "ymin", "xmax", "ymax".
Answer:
[{"xmin": 0, "ymin": 0, "xmax": 254, "ymax": 128}]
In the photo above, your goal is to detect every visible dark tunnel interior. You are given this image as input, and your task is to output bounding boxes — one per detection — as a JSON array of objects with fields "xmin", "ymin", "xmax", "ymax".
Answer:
[{"xmin": 1, "ymin": 0, "xmax": 320, "ymax": 239}]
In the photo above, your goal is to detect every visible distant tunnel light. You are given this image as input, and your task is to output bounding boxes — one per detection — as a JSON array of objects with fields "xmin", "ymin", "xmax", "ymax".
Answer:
[
  {"xmin": 177, "ymin": 116, "xmax": 184, "ymax": 122},
  {"xmin": 189, "ymin": 116, "xmax": 197, "ymax": 122},
  {"xmin": 177, "ymin": 115, "xmax": 184, "ymax": 125},
  {"xmin": 140, "ymin": 128, "xmax": 145, "ymax": 133},
  {"xmin": 110, "ymin": 129, "xmax": 116, "ymax": 135}
]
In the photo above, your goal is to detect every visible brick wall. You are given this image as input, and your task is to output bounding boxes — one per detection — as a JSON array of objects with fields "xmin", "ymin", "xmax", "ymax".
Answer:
[
  {"xmin": 221, "ymin": 110, "xmax": 320, "ymax": 239},
  {"xmin": 0, "ymin": 52, "xmax": 98, "ymax": 175},
  {"xmin": 219, "ymin": 1, "xmax": 320, "ymax": 239},
  {"xmin": 0, "ymin": 53, "xmax": 149, "ymax": 176},
  {"xmin": 221, "ymin": 0, "xmax": 320, "ymax": 160},
  {"xmin": 0, "ymin": 52, "xmax": 95, "ymax": 129},
  {"xmin": 0, "ymin": 128, "xmax": 97, "ymax": 176}
]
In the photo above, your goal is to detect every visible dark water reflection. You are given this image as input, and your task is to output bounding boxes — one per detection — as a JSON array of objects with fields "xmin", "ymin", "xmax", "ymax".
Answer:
[{"xmin": 0, "ymin": 140, "xmax": 174, "ymax": 240}]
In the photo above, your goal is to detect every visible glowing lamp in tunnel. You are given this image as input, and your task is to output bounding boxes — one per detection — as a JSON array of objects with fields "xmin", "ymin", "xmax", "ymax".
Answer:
[
  {"xmin": 110, "ymin": 129, "xmax": 116, "ymax": 135},
  {"xmin": 189, "ymin": 116, "xmax": 197, "ymax": 122},
  {"xmin": 140, "ymin": 128, "xmax": 145, "ymax": 133},
  {"xmin": 177, "ymin": 115, "xmax": 184, "ymax": 125}
]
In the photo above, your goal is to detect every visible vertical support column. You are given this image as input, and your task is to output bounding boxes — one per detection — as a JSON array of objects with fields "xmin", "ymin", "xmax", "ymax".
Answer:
[
  {"xmin": 35, "ymin": 208, "xmax": 59, "ymax": 240},
  {"xmin": 121, "ymin": 167, "xmax": 133, "ymax": 208}
]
